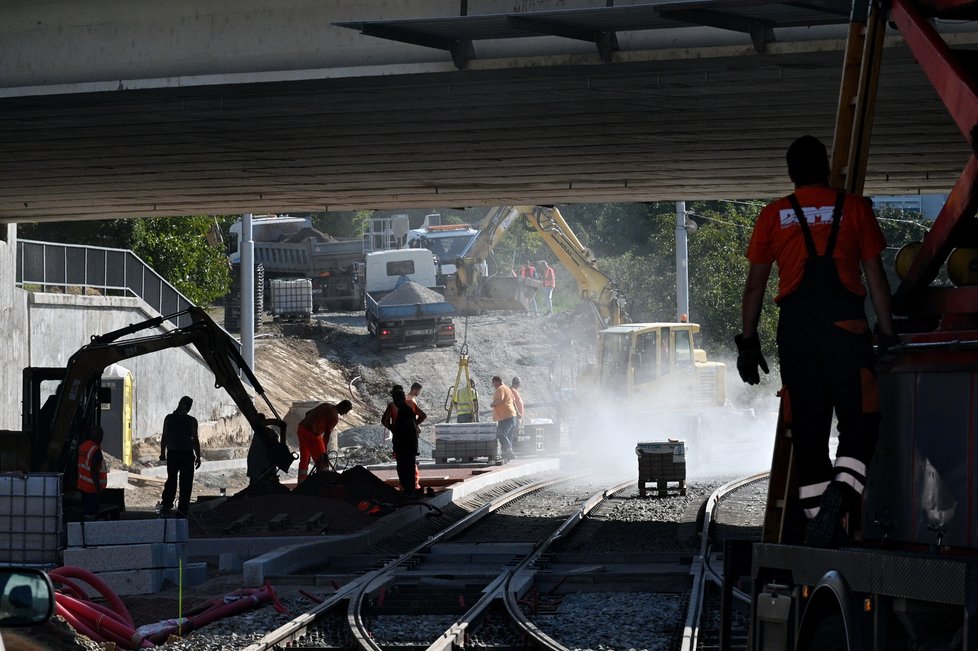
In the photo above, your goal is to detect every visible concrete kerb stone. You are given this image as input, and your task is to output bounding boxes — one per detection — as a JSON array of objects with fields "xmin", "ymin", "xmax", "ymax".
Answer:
[
  {"xmin": 239, "ymin": 457, "xmax": 560, "ymax": 586},
  {"xmin": 67, "ymin": 518, "xmax": 188, "ymax": 547},
  {"xmin": 139, "ymin": 458, "xmax": 247, "ymax": 478}
]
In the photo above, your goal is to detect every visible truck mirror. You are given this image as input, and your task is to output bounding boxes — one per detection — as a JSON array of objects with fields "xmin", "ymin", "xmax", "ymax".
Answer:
[{"xmin": 0, "ymin": 568, "xmax": 55, "ymax": 627}]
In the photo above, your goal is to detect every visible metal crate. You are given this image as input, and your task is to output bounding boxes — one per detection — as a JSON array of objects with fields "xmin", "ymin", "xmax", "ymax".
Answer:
[
  {"xmin": 434, "ymin": 423, "xmax": 499, "ymax": 463},
  {"xmin": 636, "ymin": 441, "xmax": 686, "ymax": 497},
  {"xmin": 0, "ymin": 473, "xmax": 63, "ymax": 565}
]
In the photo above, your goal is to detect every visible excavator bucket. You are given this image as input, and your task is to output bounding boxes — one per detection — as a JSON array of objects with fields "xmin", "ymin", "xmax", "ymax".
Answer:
[{"xmin": 451, "ymin": 276, "xmax": 542, "ymax": 312}]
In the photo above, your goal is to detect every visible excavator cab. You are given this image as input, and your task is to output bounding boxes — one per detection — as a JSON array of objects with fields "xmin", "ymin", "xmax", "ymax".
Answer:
[{"xmin": 589, "ymin": 323, "xmax": 725, "ymax": 408}]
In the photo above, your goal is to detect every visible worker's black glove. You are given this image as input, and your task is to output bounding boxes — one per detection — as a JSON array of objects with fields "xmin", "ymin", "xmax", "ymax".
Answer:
[
  {"xmin": 734, "ymin": 334, "xmax": 769, "ymax": 385},
  {"xmin": 876, "ymin": 333, "xmax": 902, "ymax": 364}
]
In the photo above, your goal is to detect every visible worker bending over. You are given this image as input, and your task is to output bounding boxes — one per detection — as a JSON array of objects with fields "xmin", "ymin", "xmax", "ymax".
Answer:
[{"xmin": 297, "ymin": 399, "xmax": 353, "ymax": 482}]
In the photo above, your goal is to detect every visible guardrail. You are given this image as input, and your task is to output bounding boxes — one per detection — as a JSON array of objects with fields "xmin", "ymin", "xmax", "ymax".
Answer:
[{"xmin": 15, "ymin": 239, "xmax": 197, "ymax": 329}]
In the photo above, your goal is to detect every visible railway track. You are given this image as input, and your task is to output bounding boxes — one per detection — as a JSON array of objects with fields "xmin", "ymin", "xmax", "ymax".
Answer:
[{"xmin": 181, "ymin": 470, "xmax": 768, "ymax": 651}]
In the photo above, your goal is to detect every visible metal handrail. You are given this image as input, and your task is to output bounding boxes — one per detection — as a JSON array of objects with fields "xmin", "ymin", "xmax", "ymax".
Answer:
[{"xmin": 16, "ymin": 239, "xmax": 197, "ymax": 329}]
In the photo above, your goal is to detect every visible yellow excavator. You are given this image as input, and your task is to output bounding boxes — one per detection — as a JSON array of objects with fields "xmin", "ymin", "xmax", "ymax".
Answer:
[{"xmin": 445, "ymin": 205, "xmax": 724, "ymax": 407}]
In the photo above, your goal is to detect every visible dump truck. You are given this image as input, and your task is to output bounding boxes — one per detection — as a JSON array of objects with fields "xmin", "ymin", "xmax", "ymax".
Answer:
[
  {"xmin": 229, "ymin": 215, "xmax": 365, "ymax": 312},
  {"xmin": 364, "ymin": 249, "xmax": 456, "ymax": 350}
]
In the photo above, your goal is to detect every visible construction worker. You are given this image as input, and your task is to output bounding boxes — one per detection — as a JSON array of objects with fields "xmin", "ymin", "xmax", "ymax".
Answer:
[
  {"xmin": 404, "ymin": 382, "xmax": 425, "ymax": 491},
  {"xmin": 519, "ymin": 260, "xmax": 538, "ymax": 314},
  {"xmin": 490, "ymin": 376, "xmax": 517, "ymax": 461},
  {"xmin": 540, "ymin": 260, "xmax": 556, "ymax": 314},
  {"xmin": 297, "ymin": 399, "xmax": 353, "ymax": 482},
  {"xmin": 738, "ymin": 135, "xmax": 897, "ymax": 548},
  {"xmin": 160, "ymin": 396, "xmax": 201, "ymax": 517},
  {"xmin": 510, "ymin": 376, "xmax": 525, "ymax": 454},
  {"xmin": 453, "ymin": 378, "xmax": 479, "ymax": 423},
  {"xmin": 391, "ymin": 388, "xmax": 425, "ymax": 497},
  {"xmin": 77, "ymin": 425, "xmax": 106, "ymax": 520}
]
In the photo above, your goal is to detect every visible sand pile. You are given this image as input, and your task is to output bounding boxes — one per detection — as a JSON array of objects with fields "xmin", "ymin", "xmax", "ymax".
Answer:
[{"xmin": 378, "ymin": 281, "xmax": 445, "ymax": 305}]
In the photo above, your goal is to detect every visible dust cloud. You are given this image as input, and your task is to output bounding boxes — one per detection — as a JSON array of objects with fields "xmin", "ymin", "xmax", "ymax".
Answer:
[{"xmin": 567, "ymin": 363, "xmax": 781, "ymax": 482}]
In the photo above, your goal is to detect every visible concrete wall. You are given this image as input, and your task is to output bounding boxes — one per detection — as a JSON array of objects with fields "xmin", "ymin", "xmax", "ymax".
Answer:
[
  {"xmin": 0, "ymin": 225, "xmax": 28, "ymax": 431},
  {"xmin": 24, "ymin": 293, "xmax": 238, "ymax": 441}
]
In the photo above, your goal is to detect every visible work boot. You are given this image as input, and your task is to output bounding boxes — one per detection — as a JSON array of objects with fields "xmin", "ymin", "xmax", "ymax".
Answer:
[{"xmin": 804, "ymin": 482, "xmax": 846, "ymax": 548}]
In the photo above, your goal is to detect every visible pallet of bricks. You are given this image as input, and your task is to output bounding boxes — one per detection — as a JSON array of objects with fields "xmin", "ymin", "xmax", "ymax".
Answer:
[
  {"xmin": 433, "ymin": 423, "xmax": 498, "ymax": 464},
  {"xmin": 636, "ymin": 440, "xmax": 687, "ymax": 497}
]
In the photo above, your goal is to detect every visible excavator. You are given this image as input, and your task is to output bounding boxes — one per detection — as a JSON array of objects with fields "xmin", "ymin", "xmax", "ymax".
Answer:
[
  {"xmin": 445, "ymin": 205, "xmax": 725, "ymax": 408},
  {"xmin": 0, "ymin": 306, "xmax": 294, "ymax": 499}
]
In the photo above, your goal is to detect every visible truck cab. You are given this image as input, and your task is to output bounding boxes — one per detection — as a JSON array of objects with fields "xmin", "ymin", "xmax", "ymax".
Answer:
[
  {"xmin": 404, "ymin": 215, "xmax": 480, "ymax": 281},
  {"xmin": 363, "ymin": 249, "xmax": 456, "ymax": 349}
]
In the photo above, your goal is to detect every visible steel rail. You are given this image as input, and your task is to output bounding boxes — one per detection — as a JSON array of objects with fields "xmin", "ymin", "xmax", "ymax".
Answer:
[
  {"xmin": 682, "ymin": 471, "xmax": 770, "ymax": 651},
  {"xmin": 501, "ymin": 479, "xmax": 636, "ymax": 651},
  {"xmin": 346, "ymin": 474, "xmax": 586, "ymax": 651}
]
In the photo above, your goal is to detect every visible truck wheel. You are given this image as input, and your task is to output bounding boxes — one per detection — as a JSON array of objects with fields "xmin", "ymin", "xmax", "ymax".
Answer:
[{"xmin": 806, "ymin": 614, "xmax": 848, "ymax": 651}]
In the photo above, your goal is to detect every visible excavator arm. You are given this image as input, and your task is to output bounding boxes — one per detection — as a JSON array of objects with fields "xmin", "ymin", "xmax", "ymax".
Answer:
[
  {"xmin": 449, "ymin": 205, "xmax": 625, "ymax": 327},
  {"xmin": 521, "ymin": 206, "xmax": 626, "ymax": 328},
  {"xmin": 39, "ymin": 306, "xmax": 292, "ymax": 478}
]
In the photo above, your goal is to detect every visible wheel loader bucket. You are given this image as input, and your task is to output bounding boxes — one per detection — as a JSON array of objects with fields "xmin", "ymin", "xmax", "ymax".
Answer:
[{"xmin": 451, "ymin": 276, "xmax": 541, "ymax": 312}]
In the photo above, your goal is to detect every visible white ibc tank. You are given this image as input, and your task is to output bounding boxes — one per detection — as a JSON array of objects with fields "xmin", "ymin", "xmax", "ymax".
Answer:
[{"xmin": 270, "ymin": 278, "xmax": 313, "ymax": 317}]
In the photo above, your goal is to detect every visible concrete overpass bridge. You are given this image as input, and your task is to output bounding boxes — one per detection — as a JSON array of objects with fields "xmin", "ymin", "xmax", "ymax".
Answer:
[{"xmin": 1, "ymin": 0, "xmax": 976, "ymax": 223}]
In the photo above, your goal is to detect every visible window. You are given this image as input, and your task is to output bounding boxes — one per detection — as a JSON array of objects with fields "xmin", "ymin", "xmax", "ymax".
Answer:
[
  {"xmin": 386, "ymin": 260, "xmax": 415, "ymax": 277},
  {"xmin": 634, "ymin": 332, "xmax": 658, "ymax": 383},
  {"xmin": 675, "ymin": 330, "xmax": 694, "ymax": 368}
]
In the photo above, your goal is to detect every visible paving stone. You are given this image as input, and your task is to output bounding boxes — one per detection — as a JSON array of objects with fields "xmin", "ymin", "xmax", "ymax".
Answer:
[
  {"xmin": 63, "ymin": 543, "xmax": 185, "ymax": 573},
  {"xmin": 164, "ymin": 562, "xmax": 209, "ymax": 587},
  {"xmin": 67, "ymin": 518, "xmax": 188, "ymax": 547}
]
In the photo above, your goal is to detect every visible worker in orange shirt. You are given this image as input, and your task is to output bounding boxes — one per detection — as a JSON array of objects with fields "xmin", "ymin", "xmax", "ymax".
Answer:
[
  {"xmin": 77, "ymin": 425, "xmax": 107, "ymax": 520},
  {"xmin": 738, "ymin": 135, "xmax": 897, "ymax": 548},
  {"xmin": 297, "ymin": 399, "xmax": 353, "ymax": 482},
  {"xmin": 540, "ymin": 260, "xmax": 556, "ymax": 314},
  {"xmin": 490, "ymin": 376, "xmax": 518, "ymax": 461}
]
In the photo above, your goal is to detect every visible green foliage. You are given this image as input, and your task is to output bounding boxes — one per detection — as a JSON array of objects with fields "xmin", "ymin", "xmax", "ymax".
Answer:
[
  {"xmin": 18, "ymin": 216, "xmax": 231, "ymax": 306},
  {"xmin": 129, "ymin": 216, "xmax": 231, "ymax": 306}
]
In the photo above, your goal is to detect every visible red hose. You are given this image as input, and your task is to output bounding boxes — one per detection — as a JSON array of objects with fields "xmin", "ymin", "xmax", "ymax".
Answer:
[
  {"xmin": 49, "ymin": 575, "xmax": 89, "ymax": 601},
  {"xmin": 57, "ymin": 592, "xmax": 150, "ymax": 648},
  {"xmin": 50, "ymin": 566, "xmax": 134, "ymax": 626},
  {"xmin": 55, "ymin": 601, "xmax": 104, "ymax": 644},
  {"xmin": 137, "ymin": 583, "xmax": 277, "ymax": 645}
]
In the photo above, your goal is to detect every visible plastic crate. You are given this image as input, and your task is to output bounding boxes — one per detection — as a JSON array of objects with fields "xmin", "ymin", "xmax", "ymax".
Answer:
[{"xmin": 0, "ymin": 473, "xmax": 63, "ymax": 565}]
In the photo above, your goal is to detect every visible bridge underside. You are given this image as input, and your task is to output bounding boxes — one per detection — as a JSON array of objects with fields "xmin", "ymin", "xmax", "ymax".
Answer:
[{"xmin": 0, "ymin": 44, "xmax": 964, "ymax": 222}]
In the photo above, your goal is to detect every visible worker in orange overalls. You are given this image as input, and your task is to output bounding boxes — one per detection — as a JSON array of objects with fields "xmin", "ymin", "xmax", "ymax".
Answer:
[
  {"xmin": 297, "ymin": 399, "xmax": 353, "ymax": 482},
  {"xmin": 738, "ymin": 135, "xmax": 898, "ymax": 548},
  {"xmin": 77, "ymin": 425, "xmax": 107, "ymax": 520},
  {"xmin": 540, "ymin": 260, "xmax": 556, "ymax": 314}
]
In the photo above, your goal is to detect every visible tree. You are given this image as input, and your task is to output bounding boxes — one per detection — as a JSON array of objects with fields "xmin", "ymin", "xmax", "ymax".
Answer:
[{"xmin": 129, "ymin": 216, "xmax": 231, "ymax": 306}]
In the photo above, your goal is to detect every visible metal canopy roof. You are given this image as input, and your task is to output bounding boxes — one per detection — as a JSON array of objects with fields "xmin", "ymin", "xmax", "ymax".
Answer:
[
  {"xmin": 336, "ymin": 1, "xmax": 855, "ymax": 66},
  {"xmin": 0, "ymin": 1, "xmax": 971, "ymax": 223}
]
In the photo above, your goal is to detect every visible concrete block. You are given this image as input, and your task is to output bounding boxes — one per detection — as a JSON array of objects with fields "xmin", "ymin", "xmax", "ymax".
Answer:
[
  {"xmin": 63, "ymin": 543, "xmax": 185, "ymax": 573},
  {"xmin": 86, "ymin": 568, "xmax": 165, "ymax": 596},
  {"xmin": 106, "ymin": 470, "xmax": 129, "ymax": 489},
  {"xmin": 164, "ymin": 562, "xmax": 209, "ymax": 587},
  {"xmin": 219, "ymin": 553, "xmax": 242, "ymax": 573},
  {"xmin": 67, "ymin": 518, "xmax": 188, "ymax": 547}
]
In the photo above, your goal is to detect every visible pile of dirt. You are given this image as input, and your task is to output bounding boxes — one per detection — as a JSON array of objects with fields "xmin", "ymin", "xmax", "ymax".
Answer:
[
  {"xmin": 378, "ymin": 281, "xmax": 446, "ymax": 305},
  {"xmin": 184, "ymin": 466, "xmax": 408, "ymax": 537},
  {"xmin": 292, "ymin": 465, "xmax": 406, "ymax": 505}
]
